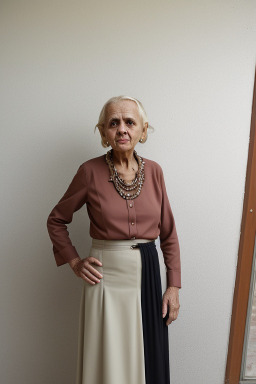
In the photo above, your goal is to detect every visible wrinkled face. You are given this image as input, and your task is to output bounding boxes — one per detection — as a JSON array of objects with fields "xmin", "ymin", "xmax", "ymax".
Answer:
[{"xmin": 101, "ymin": 100, "xmax": 148, "ymax": 152}]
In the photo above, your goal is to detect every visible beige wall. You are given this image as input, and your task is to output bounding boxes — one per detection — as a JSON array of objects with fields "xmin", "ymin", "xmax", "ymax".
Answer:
[{"xmin": 1, "ymin": 1, "xmax": 256, "ymax": 383}]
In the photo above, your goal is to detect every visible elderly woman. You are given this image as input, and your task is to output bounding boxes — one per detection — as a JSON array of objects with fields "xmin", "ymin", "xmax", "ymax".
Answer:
[{"xmin": 46, "ymin": 95, "xmax": 181, "ymax": 384}]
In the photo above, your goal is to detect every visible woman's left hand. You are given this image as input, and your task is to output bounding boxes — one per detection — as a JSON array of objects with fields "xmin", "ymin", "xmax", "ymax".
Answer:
[{"xmin": 162, "ymin": 286, "xmax": 180, "ymax": 326}]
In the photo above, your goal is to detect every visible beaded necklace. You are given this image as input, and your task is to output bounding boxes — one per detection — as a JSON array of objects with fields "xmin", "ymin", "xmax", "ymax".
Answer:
[{"xmin": 105, "ymin": 148, "xmax": 145, "ymax": 200}]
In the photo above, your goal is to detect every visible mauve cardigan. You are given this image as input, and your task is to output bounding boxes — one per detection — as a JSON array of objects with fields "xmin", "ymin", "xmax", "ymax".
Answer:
[{"xmin": 46, "ymin": 154, "xmax": 181, "ymax": 288}]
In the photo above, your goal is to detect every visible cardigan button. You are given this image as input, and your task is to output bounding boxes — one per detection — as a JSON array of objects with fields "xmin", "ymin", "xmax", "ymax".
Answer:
[
  {"xmin": 131, "ymin": 222, "xmax": 134, "ymax": 225},
  {"xmin": 129, "ymin": 203, "xmax": 133, "ymax": 208}
]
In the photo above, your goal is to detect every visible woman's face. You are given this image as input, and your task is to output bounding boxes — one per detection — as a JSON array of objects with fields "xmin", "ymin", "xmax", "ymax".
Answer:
[{"xmin": 101, "ymin": 100, "xmax": 148, "ymax": 152}]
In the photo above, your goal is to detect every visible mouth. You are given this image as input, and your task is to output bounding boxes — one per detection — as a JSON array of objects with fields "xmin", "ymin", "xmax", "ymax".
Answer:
[{"xmin": 117, "ymin": 139, "xmax": 129, "ymax": 143}]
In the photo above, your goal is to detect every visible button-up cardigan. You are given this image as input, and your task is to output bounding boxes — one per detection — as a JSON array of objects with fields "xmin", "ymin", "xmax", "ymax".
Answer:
[{"xmin": 46, "ymin": 154, "xmax": 181, "ymax": 288}]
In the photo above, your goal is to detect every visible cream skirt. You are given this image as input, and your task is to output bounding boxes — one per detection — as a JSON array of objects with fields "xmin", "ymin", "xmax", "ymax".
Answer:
[{"xmin": 76, "ymin": 238, "xmax": 170, "ymax": 384}]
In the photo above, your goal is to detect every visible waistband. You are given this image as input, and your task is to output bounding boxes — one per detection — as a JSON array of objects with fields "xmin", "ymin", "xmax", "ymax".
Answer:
[{"xmin": 91, "ymin": 238, "xmax": 157, "ymax": 250}]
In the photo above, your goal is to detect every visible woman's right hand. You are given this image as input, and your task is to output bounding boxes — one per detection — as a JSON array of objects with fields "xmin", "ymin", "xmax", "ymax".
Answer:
[{"xmin": 69, "ymin": 256, "xmax": 103, "ymax": 285}]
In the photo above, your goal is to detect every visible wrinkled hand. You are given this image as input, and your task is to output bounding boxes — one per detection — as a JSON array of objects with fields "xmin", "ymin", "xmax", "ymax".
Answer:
[
  {"xmin": 162, "ymin": 286, "xmax": 180, "ymax": 326},
  {"xmin": 69, "ymin": 256, "xmax": 103, "ymax": 285}
]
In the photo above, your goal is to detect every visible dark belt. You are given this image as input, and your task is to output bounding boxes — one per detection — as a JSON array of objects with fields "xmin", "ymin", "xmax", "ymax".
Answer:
[
  {"xmin": 130, "ymin": 243, "xmax": 140, "ymax": 249},
  {"xmin": 130, "ymin": 240, "xmax": 156, "ymax": 249}
]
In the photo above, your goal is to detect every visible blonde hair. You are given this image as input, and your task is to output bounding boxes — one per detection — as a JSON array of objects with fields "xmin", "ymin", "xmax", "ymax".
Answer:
[{"xmin": 94, "ymin": 95, "xmax": 154, "ymax": 148}]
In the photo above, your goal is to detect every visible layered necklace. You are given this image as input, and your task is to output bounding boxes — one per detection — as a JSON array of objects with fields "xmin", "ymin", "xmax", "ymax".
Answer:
[{"xmin": 105, "ymin": 148, "xmax": 145, "ymax": 200}]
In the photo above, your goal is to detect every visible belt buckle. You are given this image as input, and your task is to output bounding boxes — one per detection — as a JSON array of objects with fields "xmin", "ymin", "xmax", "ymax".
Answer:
[{"xmin": 130, "ymin": 243, "xmax": 139, "ymax": 249}]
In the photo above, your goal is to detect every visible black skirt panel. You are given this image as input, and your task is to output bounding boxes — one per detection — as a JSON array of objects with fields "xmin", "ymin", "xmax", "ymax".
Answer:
[{"xmin": 137, "ymin": 241, "xmax": 170, "ymax": 384}]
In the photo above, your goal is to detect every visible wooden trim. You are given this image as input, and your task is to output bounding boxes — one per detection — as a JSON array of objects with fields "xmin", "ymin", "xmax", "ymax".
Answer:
[{"xmin": 225, "ymin": 66, "xmax": 256, "ymax": 384}]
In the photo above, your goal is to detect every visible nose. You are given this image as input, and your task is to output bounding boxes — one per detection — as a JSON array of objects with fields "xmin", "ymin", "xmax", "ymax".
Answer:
[{"xmin": 117, "ymin": 121, "xmax": 127, "ymax": 135}]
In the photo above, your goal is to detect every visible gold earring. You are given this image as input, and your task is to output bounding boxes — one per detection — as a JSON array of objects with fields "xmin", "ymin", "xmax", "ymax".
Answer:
[{"xmin": 139, "ymin": 138, "xmax": 143, "ymax": 143}]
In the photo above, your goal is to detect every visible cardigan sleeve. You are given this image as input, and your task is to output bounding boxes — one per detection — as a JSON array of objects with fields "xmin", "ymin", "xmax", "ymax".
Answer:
[
  {"xmin": 159, "ymin": 166, "xmax": 182, "ymax": 289},
  {"xmin": 46, "ymin": 164, "xmax": 88, "ymax": 267}
]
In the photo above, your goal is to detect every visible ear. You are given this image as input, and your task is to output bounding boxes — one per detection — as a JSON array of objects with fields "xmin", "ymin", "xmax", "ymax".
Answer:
[
  {"xmin": 99, "ymin": 125, "xmax": 106, "ymax": 140},
  {"xmin": 142, "ymin": 122, "xmax": 148, "ymax": 137}
]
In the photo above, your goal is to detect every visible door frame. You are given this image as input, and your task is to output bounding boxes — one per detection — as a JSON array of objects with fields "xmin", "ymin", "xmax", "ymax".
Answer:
[{"xmin": 225, "ymin": 66, "xmax": 256, "ymax": 383}]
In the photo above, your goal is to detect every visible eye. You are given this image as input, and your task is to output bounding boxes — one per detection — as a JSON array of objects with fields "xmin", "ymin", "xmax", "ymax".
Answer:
[
  {"xmin": 126, "ymin": 119, "xmax": 134, "ymax": 126},
  {"xmin": 110, "ymin": 120, "xmax": 118, "ymax": 127}
]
